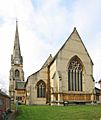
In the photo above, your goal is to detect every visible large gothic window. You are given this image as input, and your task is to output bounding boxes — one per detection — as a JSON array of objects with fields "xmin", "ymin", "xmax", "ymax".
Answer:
[
  {"xmin": 15, "ymin": 69, "xmax": 20, "ymax": 78},
  {"xmin": 68, "ymin": 56, "xmax": 83, "ymax": 91},
  {"xmin": 37, "ymin": 80, "xmax": 46, "ymax": 98}
]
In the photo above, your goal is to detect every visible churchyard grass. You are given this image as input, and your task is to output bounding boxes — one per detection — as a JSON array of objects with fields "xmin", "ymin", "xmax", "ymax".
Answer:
[{"xmin": 16, "ymin": 105, "xmax": 101, "ymax": 120}]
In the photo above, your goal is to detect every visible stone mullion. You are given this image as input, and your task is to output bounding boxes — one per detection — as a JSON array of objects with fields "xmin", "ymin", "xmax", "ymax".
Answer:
[
  {"xmin": 76, "ymin": 70, "xmax": 78, "ymax": 91},
  {"xmin": 68, "ymin": 69, "xmax": 70, "ymax": 91},
  {"xmin": 78, "ymin": 71, "xmax": 79, "ymax": 91},
  {"xmin": 70, "ymin": 69, "xmax": 73, "ymax": 91},
  {"xmin": 74, "ymin": 70, "xmax": 77, "ymax": 91},
  {"xmin": 73, "ymin": 70, "xmax": 75, "ymax": 91},
  {"xmin": 80, "ymin": 71, "xmax": 82, "ymax": 91},
  {"xmin": 42, "ymin": 85, "xmax": 44, "ymax": 97},
  {"xmin": 39, "ymin": 86, "xmax": 41, "ymax": 97},
  {"xmin": 79, "ymin": 70, "xmax": 81, "ymax": 91}
]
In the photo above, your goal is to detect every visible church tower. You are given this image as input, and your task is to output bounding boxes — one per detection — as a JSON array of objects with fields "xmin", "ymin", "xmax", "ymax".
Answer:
[{"xmin": 9, "ymin": 21, "xmax": 25, "ymax": 104}]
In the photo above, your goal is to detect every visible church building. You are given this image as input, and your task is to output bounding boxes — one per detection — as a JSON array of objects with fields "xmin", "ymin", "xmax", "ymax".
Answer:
[{"xmin": 25, "ymin": 27, "xmax": 96, "ymax": 105}]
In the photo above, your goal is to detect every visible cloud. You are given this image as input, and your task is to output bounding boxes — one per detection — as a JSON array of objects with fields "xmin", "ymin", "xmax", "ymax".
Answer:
[
  {"xmin": 72, "ymin": 0, "xmax": 101, "ymax": 32},
  {"xmin": 0, "ymin": 0, "xmax": 101, "ymax": 92}
]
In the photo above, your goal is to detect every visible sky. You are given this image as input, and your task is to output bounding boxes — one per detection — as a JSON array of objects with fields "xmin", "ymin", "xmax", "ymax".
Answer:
[{"xmin": 0, "ymin": 0, "xmax": 101, "ymax": 93}]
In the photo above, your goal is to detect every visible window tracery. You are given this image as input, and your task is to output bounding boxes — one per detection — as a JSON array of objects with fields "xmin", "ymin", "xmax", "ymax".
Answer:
[
  {"xmin": 68, "ymin": 56, "xmax": 83, "ymax": 91},
  {"xmin": 37, "ymin": 80, "xmax": 46, "ymax": 98}
]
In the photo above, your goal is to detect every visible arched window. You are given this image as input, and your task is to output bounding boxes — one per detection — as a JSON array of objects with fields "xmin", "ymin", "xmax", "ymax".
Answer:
[
  {"xmin": 37, "ymin": 80, "xmax": 46, "ymax": 98},
  {"xmin": 68, "ymin": 56, "xmax": 83, "ymax": 91},
  {"xmin": 15, "ymin": 69, "xmax": 20, "ymax": 78}
]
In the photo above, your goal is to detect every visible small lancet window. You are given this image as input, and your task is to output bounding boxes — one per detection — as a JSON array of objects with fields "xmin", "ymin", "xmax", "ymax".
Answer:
[{"xmin": 15, "ymin": 69, "xmax": 20, "ymax": 78}]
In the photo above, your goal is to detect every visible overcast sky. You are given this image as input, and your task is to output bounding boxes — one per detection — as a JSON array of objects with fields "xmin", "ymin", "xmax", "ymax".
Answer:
[{"xmin": 0, "ymin": 0, "xmax": 101, "ymax": 93}]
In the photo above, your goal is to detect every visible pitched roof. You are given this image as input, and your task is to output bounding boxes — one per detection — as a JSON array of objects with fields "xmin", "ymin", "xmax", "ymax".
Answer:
[
  {"xmin": 49, "ymin": 27, "xmax": 93, "ymax": 66},
  {"xmin": 25, "ymin": 27, "xmax": 94, "ymax": 87},
  {"xmin": 41, "ymin": 54, "xmax": 53, "ymax": 68},
  {"xmin": 25, "ymin": 54, "xmax": 53, "ymax": 86},
  {"xmin": 0, "ymin": 90, "xmax": 10, "ymax": 98}
]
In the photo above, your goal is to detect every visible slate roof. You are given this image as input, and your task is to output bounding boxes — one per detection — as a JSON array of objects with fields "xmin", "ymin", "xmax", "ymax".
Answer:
[{"xmin": 0, "ymin": 90, "xmax": 10, "ymax": 98}]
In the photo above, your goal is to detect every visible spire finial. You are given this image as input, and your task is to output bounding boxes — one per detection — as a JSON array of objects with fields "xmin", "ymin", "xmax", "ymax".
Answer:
[
  {"xmin": 15, "ymin": 18, "xmax": 19, "ymax": 35},
  {"xmin": 16, "ymin": 18, "xmax": 18, "ymax": 26},
  {"xmin": 16, "ymin": 17, "xmax": 18, "ymax": 23},
  {"xmin": 74, "ymin": 27, "xmax": 76, "ymax": 31}
]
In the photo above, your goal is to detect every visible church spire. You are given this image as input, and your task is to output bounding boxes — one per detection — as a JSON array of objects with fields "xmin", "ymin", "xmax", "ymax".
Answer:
[
  {"xmin": 9, "ymin": 20, "xmax": 25, "ymax": 103},
  {"xmin": 11, "ymin": 20, "xmax": 23, "ymax": 65}
]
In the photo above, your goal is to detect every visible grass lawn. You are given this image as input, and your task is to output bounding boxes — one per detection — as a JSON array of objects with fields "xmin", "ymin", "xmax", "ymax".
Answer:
[{"xmin": 16, "ymin": 105, "xmax": 101, "ymax": 120}]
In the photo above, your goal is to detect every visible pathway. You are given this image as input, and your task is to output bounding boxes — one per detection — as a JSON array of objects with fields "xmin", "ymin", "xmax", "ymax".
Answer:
[{"xmin": 8, "ymin": 110, "xmax": 16, "ymax": 120}]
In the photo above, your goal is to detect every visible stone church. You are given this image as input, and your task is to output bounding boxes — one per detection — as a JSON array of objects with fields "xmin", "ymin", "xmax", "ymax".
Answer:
[{"xmin": 9, "ymin": 22, "xmax": 96, "ymax": 105}]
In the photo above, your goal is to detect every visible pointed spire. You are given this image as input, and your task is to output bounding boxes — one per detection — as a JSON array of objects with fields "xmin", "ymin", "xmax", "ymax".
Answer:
[
  {"xmin": 13, "ymin": 20, "xmax": 21, "ymax": 57},
  {"xmin": 15, "ymin": 19, "xmax": 19, "ymax": 38},
  {"xmin": 12, "ymin": 20, "xmax": 23, "ymax": 65}
]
